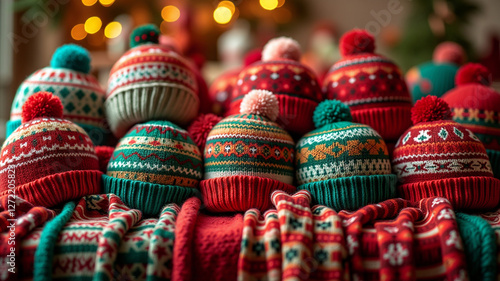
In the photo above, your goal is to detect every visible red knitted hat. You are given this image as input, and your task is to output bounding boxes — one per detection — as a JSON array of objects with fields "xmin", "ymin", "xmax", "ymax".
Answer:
[
  {"xmin": 208, "ymin": 68, "xmax": 240, "ymax": 115},
  {"xmin": 392, "ymin": 96, "xmax": 500, "ymax": 210},
  {"xmin": 323, "ymin": 29, "xmax": 412, "ymax": 141},
  {"xmin": 0, "ymin": 92, "xmax": 102, "ymax": 207},
  {"xmin": 228, "ymin": 37, "xmax": 323, "ymax": 136},
  {"xmin": 442, "ymin": 63, "xmax": 500, "ymax": 178}
]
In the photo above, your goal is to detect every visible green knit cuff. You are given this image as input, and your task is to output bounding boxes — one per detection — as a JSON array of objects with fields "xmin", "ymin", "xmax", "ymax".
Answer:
[
  {"xmin": 297, "ymin": 174, "xmax": 397, "ymax": 211},
  {"xmin": 6, "ymin": 119, "xmax": 21, "ymax": 138},
  {"xmin": 487, "ymin": 149, "xmax": 500, "ymax": 179},
  {"xmin": 102, "ymin": 174, "xmax": 198, "ymax": 217},
  {"xmin": 456, "ymin": 212, "xmax": 497, "ymax": 281}
]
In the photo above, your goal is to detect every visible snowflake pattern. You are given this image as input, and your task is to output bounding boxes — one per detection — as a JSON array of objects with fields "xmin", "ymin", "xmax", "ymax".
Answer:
[
  {"xmin": 414, "ymin": 130, "xmax": 432, "ymax": 143},
  {"xmin": 437, "ymin": 208, "xmax": 455, "ymax": 220},
  {"xmin": 347, "ymin": 235, "xmax": 359, "ymax": 255},
  {"xmin": 446, "ymin": 230, "xmax": 463, "ymax": 250},
  {"xmin": 383, "ymin": 243, "xmax": 409, "ymax": 266}
]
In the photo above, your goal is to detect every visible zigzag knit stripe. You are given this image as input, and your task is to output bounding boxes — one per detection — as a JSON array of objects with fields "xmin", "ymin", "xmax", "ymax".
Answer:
[
  {"xmin": 108, "ymin": 161, "xmax": 202, "ymax": 177},
  {"xmin": 298, "ymin": 127, "xmax": 381, "ymax": 146}
]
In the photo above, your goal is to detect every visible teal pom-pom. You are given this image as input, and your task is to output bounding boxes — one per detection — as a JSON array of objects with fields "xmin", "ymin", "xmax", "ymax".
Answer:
[
  {"xmin": 313, "ymin": 100, "xmax": 352, "ymax": 128},
  {"xmin": 130, "ymin": 24, "xmax": 160, "ymax": 48},
  {"xmin": 50, "ymin": 44, "xmax": 91, "ymax": 74}
]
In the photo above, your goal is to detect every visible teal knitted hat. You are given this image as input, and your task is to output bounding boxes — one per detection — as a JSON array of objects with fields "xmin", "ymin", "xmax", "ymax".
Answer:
[
  {"xmin": 296, "ymin": 99, "xmax": 397, "ymax": 211},
  {"xmin": 7, "ymin": 44, "xmax": 111, "ymax": 145},
  {"xmin": 102, "ymin": 120, "xmax": 202, "ymax": 216}
]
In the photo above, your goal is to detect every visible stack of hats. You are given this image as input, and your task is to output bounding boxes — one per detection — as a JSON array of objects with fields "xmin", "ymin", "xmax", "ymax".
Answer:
[
  {"xmin": 7, "ymin": 44, "xmax": 110, "ymax": 145},
  {"xmin": 295, "ymin": 99, "xmax": 397, "ymax": 210},
  {"xmin": 322, "ymin": 29, "xmax": 413, "ymax": 142},
  {"xmin": 228, "ymin": 37, "xmax": 323, "ymax": 136},
  {"xmin": 392, "ymin": 95, "xmax": 500, "ymax": 210},
  {"xmin": 190, "ymin": 90, "xmax": 296, "ymax": 212},
  {"xmin": 0, "ymin": 92, "xmax": 102, "ymax": 207},
  {"xmin": 442, "ymin": 63, "xmax": 500, "ymax": 178},
  {"xmin": 105, "ymin": 25, "xmax": 199, "ymax": 138},
  {"xmin": 406, "ymin": 41, "xmax": 466, "ymax": 102}
]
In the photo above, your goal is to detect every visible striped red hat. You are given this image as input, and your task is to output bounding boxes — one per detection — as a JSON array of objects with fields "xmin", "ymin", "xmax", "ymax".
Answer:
[
  {"xmin": 0, "ymin": 92, "xmax": 102, "ymax": 207},
  {"xmin": 392, "ymin": 96, "xmax": 500, "ymax": 210}
]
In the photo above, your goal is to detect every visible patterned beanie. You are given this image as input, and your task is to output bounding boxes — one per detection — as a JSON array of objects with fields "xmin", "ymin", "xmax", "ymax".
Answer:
[
  {"xmin": 295, "ymin": 99, "xmax": 397, "ymax": 211},
  {"xmin": 442, "ymin": 63, "xmax": 500, "ymax": 179},
  {"xmin": 322, "ymin": 29, "xmax": 412, "ymax": 141},
  {"xmin": 0, "ymin": 92, "xmax": 102, "ymax": 207},
  {"xmin": 194, "ymin": 90, "xmax": 296, "ymax": 212},
  {"xmin": 392, "ymin": 95, "xmax": 500, "ymax": 210},
  {"xmin": 406, "ymin": 42, "xmax": 466, "ymax": 102},
  {"xmin": 208, "ymin": 68, "xmax": 240, "ymax": 115},
  {"xmin": 228, "ymin": 37, "xmax": 323, "ymax": 136},
  {"xmin": 102, "ymin": 120, "xmax": 202, "ymax": 216},
  {"xmin": 7, "ymin": 44, "xmax": 110, "ymax": 145},
  {"xmin": 105, "ymin": 24, "xmax": 199, "ymax": 138}
]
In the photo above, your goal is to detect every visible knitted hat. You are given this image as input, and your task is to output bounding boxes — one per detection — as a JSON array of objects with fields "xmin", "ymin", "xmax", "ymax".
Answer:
[
  {"xmin": 105, "ymin": 24, "xmax": 199, "ymax": 138},
  {"xmin": 208, "ymin": 68, "xmax": 240, "ymax": 115},
  {"xmin": 228, "ymin": 37, "xmax": 323, "ymax": 136},
  {"xmin": 102, "ymin": 120, "xmax": 202, "ymax": 216},
  {"xmin": 295, "ymin": 99, "xmax": 397, "ymax": 211},
  {"xmin": 0, "ymin": 92, "xmax": 102, "ymax": 207},
  {"xmin": 194, "ymin": 90, "xmax": 296, "ymax": 212},
  {"xmin": 322, "ymin": 29, "xmax": 412, "ymax": 141},
  {"xmin": 7, "ymin": 44, "xmax": 110, "ymax": 145},
  {"xmin": 406, "ymin": 42, "xmax": 466, "ymax": 102},
  {"xmin": 442, "ymin": 63, "xmax": 500, "ymax": 179},
  {"xmin": 392, "ymin": 96, "xmax": 500, "ymax": 210}
]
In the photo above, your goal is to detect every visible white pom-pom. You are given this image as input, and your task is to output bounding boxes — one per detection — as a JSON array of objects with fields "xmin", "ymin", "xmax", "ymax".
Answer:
[
  {"xmin": 261, "ymin": 37, "xmax": 301, "ymax": 62},
  {"xmin": 240, "ymin": 90, "xmax": 279, "ymax": 121}
]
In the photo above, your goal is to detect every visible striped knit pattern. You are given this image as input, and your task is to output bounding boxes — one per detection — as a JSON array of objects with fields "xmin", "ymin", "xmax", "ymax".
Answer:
[
  {"xmin": 107, "ymin": 120, "xmax": 202, "ymax": 187},
  {"xmin": 204, "ymin": 113, "xmax": 295, "ymax": 184},
  {"xmin": 392, "ymin": 120, "xmax": 493, "ymax": 184},
  {"xmin": 296, "ymin": 122, "xmax": 391, "ymax": 185},
  {"xmin": 0, "ymin": 117, "xmax": 98, "ymax": 187},
  {"xmin": 11, "ymin": 67, "xmax": 106, "ymax": 128}
]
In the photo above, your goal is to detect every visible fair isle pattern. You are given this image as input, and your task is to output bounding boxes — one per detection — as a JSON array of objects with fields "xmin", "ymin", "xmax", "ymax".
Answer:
[
  {"xmin": 451, "ymin": 107, "xmax": 500, "ymax": 150},
  {"xmin": 11, "ymin": 67, "xmax": 106, "ymax": 126},
  {"xmin": 0, "ymin": 118, "xmax": 97, "ymax": 186},
  {"xmin": 107, "ymin": 121, "xmax": 202, "ymax": 188},
  {"xmin": 107, "ymin": 45, "xmax": 197, "ymax": 98},
  {"xmin": 296, "ymin": 122, "xmax": 391, "ymax": 185},
  {"xmin": 393, "ymin": 121, "xmax": 493, "ymax": 184},
  {"xmin": 204, "ymin": 114, "xmax": 295, "ymax": 184}
]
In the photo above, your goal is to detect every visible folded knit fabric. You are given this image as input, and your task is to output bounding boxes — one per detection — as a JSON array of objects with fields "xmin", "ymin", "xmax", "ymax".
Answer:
[{"xmin": 479, "ymin": 208, "xmax": 500, "ymax": 281}]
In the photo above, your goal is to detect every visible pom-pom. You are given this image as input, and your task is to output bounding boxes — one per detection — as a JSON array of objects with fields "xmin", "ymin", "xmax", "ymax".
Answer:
[
  {"xmin": 244, "ymin": 48, "xmax": 262, "ymax": 66},
  {"xmin": 340, "ymin": 29, "xmax": 375, "ymax": 56},
  {"xmin": 95, "ymin": 146, "xmax": 115, "ymax": 173},
  {"xmin": 240, "ymin": 90, "xmax": 279, "ymax": 121},
  {"xmin": 313, "ymin": 100, "xmax": 352, "ymax": 128},
  {"xmin": 130, "ymin": 24, "xmax": 160, "ymax": 48},
  {"xmin": 433, "ymin": 42, "xmax": 466, "ymax": 65},
  {"xmin": 50, "ymin": 44, "xmax": 91, "ymax": 74},
  {"xmin": 22, "ymin": 92, "xmax": 63, "ymax": 123},
  {"xmin": 188, "ymin": 114, "xmax": 222, "ymax": 152},
  {"xmin": 262, "ymin": 37, "xmax": 301, "ymax": 62},
  {"xmin": 455, "ymin": 63, "xmax": 492, "ymax": 87},
  {"xmin": 411, "ymin": 96, "xmax": 451, "ymax": 124}
]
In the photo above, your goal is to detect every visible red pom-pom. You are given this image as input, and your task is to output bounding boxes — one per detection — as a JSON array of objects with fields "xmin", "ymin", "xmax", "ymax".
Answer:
[
  {"xmin": 340, "ymin": 29, "xmax": 375, "ymax": 56},
  {"xmin": 411, "ymin": 96, "xmax": 451, "ymax": 124},
  {"xmin": 94, "ymin": 146, "xmax": 115, "ymax": 173},
  {"xmin": 22, "ymin": 91, "xmax": 63, "ymax": 123},
  {"xmin": 188, "ymin": 114, "xmax": 222, "ymax": 152},
  {"xmin": 433, "ymin": 42, "xmax": 466, "ymax": 65},
  {"xmin": 244, "ymin": 48, "xmax": 262, "ymax": 66},
  {"xmin": 455, "ymin": 63, "xmax": 492, "ymax": 86}
]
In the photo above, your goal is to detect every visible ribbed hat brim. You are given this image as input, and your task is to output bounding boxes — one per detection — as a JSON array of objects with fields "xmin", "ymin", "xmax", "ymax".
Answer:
[{"xmin": 351, "ymin": 105, "xmax": 412, "ymax": 141}]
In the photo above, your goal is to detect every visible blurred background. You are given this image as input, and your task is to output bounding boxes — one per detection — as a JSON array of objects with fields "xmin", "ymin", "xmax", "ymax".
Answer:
[{"xmin": 1, "ymin": 0, "xmax": 499, "ymax": 141}]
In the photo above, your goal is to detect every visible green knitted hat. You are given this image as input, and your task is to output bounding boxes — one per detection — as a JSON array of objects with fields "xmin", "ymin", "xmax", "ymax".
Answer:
[
  {"xmin": 103, "ymin": 120, "xmax": 202, "ymax": 216},
  {"xmin": 296, "ymin": 99, "xmax": 397, "ymax": 211},
  {"xmin": 406, "ymin": 62, "xmax": 459, "ymax": 102}
]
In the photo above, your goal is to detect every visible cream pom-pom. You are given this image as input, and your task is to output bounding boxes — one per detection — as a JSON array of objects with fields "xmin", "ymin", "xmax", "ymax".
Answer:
[
  {"xmin": 240, "ymin": 90, "xmax": 279, "ymax": 121},
  {"xmin": 261, "ymin": 37, "xmax": 301, "ymax": 62}
]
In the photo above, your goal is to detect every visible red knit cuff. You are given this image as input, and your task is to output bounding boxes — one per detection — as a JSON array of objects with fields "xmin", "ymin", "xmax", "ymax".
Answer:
[
  {"xmin": 0, "ymin": 170, "xmax": 103, "ymax": 208},
  {"xmin": 351, "ymin": 105, "xmax": 412, "ymax": 141},
  {"xmin": 274, "ymin": 95, "xmax": 317, "ymax": 136},
  {"xmin": 200, "ymin": 175, "xmax": 296, "ymax": 212},
  {"xmin": 398, "ymin": 176, "xmax": 500, "ymax": 210}
]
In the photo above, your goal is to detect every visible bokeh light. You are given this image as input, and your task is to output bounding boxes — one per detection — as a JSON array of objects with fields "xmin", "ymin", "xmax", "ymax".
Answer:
[
  {"xmin": 277, "ymin": 0, "xmax": 285, "ymax": 8},
  {"xmin": 84, "ymin": 17, "xmax": 102, "ymax": 34},
  {"xmin": 162, "ymin": 5, "xmax": 181, "ymax": 22},
  {"xmin": 260, "ymin": 0, "xmax": 278, "ymax": 10},
  {"xmin": 104, "ymin": 21, "xmax": 122, "ymax": 38},
  {"xmin": 213, "ymin": 6, "xmax": 232, "ymax": 24},
  {"xmin": 82, "ymin": 0, "xmax": 97, "ymax": 6},
  {"xmin": 218, "ymin": 1, "xmax": 235, "ymax": 14},
  {"xmin": 71, "ymin": 24, "xmax": 87, "ymax": 40},
  {"xmin": 99, "ymin": 0, "xmax": 115, "ymax": 7}
]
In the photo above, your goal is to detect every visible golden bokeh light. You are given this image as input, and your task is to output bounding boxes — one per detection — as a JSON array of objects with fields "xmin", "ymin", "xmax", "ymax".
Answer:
[
  {"xmin": 82, "ymin": 0, "xmax": 97, "ymax": 6},
  {"xmin": 218, "ymin": 1, "xmax": 235, "ymax": 14},
  {"xmin": 84, "ymin": 16, "xmax": 102, "ymax": 34},
  {"xmin": 99, "ymin": 0, "xmax": 115, "ymax": 7},
  {"xmin": 213, "ymin": 6, "xmax": 232, "ymax": 24},
  {"xmin": 104, "ymin": 21, "xmax": 122, "ymax": 38},
  {"xmin": 162, "ymin": 5, "xmax": 181, "ymax": 22},
  {"xmin": 71, "ymin": 24, "xmax": 87, "ymax": 40},
  {"xmin": 260, "ymin": 0, "xmax": 278, "ymax": 10},
  {"xmin": 277, "ymin": 0, "xmax": 285, "ymax": 8}
]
